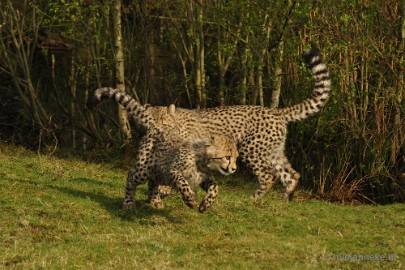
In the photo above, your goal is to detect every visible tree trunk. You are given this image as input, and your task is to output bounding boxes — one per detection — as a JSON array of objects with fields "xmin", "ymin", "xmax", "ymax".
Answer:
[
  {"xmin": 180, "ymin": 57, "xmax": 193, "ymax": 108},
  {"xmin": 257, "ymin": 65, "xmax": 264, "ymax": 107},
  {"xmin": 218, "ymin": 58, "xmax": 226, "ymax": 106},
  {"xmin": 258, "ymin": 14, "xmax": 272, "ymax": 107},
  {"xmin": 240, "ymin": 34, "xmax": 249, "ymax": 105},
  {"xmin": 239, "ymin": 10, "xmax": 250, "ymax": 105},
  {"xmin": 195, "ymin": 1, "xmax": 206, "ymax": 108},
  {"xmin": 392, "ymin": 14, "xmax": 405, "ymax": 164},
  {"xmin": 271, "ymin": 39, "xmax": 284, "ymax": 108},
  {"xmin": 70, "ymin": 55, "xmax": 77, "ymax": 149},
  {"xmin": 250, "ymin": 67, "xmax": 256, "ymax": 105},
  {"xmin": 114, "ymin": 0, "xmax": 131, "ymax": 143}
]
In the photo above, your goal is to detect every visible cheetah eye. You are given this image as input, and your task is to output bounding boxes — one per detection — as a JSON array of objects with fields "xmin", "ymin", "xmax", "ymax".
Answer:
[{"xmin": 225, "ymin": 156, "xmax": 230, "ymax": 161}]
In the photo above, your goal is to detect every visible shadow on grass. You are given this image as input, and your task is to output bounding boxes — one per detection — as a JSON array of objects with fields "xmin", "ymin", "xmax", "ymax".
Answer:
[
  {"xmin": 6, "ymin": 177, "xmax": 181, "ymax": 224},
  {"xmin": 72, "ymin": 177, "xmax": 120, "ymax": 188}
]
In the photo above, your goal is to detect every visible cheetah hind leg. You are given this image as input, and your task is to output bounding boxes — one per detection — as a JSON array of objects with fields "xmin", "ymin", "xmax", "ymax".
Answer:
[
  {"xmin": 123, "ymin": 169, "xmax": 148, "ymax": 209},
  {"xmin": 198, "ymin": 178, "xmax": 218, "ymax": 213},
  {"xmin": 275, "ymin": 158, "xmax": 300, "ymax": 201},
  {"xmin": 283, "ymin": 170, "xmax": 300, "ymax": 201}
]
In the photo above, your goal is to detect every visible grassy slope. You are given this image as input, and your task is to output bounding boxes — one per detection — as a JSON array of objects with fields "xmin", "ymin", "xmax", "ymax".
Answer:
[{"xmin": 0, "ymin": 143, "xmax": 403, "ymax": 270}]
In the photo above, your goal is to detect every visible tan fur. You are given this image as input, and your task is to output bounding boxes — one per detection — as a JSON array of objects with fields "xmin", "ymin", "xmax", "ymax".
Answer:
[
  {"xmin": 147, "ymin": 133, "xmax": 238, "ymax": 212},
  {"xmin": 143, "ymin": 49, "xmax": 330, "ymax": 200},
  {"xmin": 88, "ymin": 88, "xmax": 238, "ymax": 212}
]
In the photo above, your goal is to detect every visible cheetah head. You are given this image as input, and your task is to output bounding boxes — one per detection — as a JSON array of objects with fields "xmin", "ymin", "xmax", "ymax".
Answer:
[
  {"xmin": 145, "ymin": 104, "xmax": 176, "ymax": 128},
  {"xmin": 204, "ymin": 135, "xmax": 238, "ymax": 176}
]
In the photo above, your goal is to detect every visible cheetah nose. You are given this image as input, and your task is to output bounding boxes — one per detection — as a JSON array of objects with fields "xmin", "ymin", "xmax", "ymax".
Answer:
[{"xmin": 229, "ymin": 166, "xmax": 237, "ymax": 174}]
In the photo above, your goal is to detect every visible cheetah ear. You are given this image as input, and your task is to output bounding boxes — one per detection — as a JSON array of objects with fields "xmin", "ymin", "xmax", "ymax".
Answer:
[
  {"xmin": 192, "ymin": 137, "xmax": 211, "ymax": 149},
  {"xmin": 167, "ymin": 104, "xmax": 176, "ymax": 116}
]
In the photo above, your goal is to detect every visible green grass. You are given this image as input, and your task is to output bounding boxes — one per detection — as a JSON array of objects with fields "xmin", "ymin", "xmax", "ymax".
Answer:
[{"xmin": 0, "ymin": 143, "xmax": 403, "ymax": 269}]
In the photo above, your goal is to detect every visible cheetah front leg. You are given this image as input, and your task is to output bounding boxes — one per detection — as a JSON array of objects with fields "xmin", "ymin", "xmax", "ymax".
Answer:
[
  {"xmin": 198, "ymin": 178, "xmax": 218, "ymax": 213},
  {"xmin": 149, "ymin": 185, "xmax": 164, "ymax": 209},
  {"xmin": 147, "ymin": 181, "xmax": 176, "ymax": 202},
  {"xmin": 239, "ymin": 147, "xmax": 278, "ymax": 199},
  {"xmin": 149, "ymin": 185, "xmax": 176, "ymax": 209},
  {"xmin": 171, "ymin": 171, "xmax": 196, "ymax": 208},
  {"xmin": 244, "ymin": 158, "xmax": 278, "ymax": 199},
  {"xmin": 252, "ymin": 172, "xmax": 277, "ymax": 199}
]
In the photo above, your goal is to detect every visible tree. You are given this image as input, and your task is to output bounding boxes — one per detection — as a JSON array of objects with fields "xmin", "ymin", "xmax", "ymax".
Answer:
[
  {"xmin": 113, "ymin": 0, "xmax": 131, "ymax": 143},
  {"xmin": 0, "ymin": 1, "xmax": 49, "ymax": 129}
]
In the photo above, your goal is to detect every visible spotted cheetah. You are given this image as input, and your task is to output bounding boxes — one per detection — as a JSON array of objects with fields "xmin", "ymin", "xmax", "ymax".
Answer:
[
  {"xmin": 135, "ymin": 48, "xmax": 331, "ymax": 201},
  {"xmin": 87, "ymin": 88, "xmax": 238, "ymax": 212}
]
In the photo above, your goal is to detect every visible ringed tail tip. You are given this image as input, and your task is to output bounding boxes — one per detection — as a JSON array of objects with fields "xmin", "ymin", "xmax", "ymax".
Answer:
[{"xmin": 302, "ymin": 48, "xmax": 322, "ymax": 66}]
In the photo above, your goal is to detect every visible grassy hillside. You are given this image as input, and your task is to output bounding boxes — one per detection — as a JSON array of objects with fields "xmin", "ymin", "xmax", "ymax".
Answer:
[{"xmin": 0, "ymin": 143, "xmax": 403, "ymax": 269}]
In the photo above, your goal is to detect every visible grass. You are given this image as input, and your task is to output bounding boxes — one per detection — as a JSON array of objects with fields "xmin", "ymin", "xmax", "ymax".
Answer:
[{"xmin": 0, "ymin": 142, "xmax": 403, "ymax": 269}]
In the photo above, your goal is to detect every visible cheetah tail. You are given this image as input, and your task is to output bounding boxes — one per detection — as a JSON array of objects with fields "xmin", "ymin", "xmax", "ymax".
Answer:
[
  {"xmin": 87, "ymin": 87, "xmax": 155, "ymax": 130},
  {"xmin": 281, "ymin": 49, "xmax": 331, "ymax": 122}
]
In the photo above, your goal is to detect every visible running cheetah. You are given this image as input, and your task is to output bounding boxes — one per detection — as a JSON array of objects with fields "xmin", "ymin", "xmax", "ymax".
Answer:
[
  {"xmin": 133, "ymin": 48, "xmax": 331, "ymax": 201},
  {"xmin": 87, "ymin": 88, "xmax": 238, "ymax": 212}
]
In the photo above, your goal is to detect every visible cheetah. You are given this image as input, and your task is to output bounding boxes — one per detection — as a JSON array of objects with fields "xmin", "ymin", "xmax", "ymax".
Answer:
[
  {"xmin": 131, "ymin": 48, "xmax": 331, "ymax": 201},
  {"xmin": 87, "ymin": 88, "xmax": 238, "ymax": 212}
]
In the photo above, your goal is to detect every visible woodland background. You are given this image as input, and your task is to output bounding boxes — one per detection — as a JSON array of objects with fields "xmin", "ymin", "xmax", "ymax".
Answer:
[{"xmin": 0, "ymin": 0, "xmax": 403, "ymax": 203}]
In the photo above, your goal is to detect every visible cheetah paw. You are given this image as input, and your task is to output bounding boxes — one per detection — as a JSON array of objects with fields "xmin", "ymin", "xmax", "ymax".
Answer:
[
  {"xmin": 123, "ymin": 200, "xmax": 135, "ymax": 209},
  {"xmin": 185, "ymin": 199, "xmax": 196, "ymax": 208},
  {"xmin": 150, "ymin": 200, "xmax": 164, "ymax": 209},
  {"xmin": 198, "ymin": 203, "xmax": 209, "ymax": 213},
  {"xmin": 283, "ymin": 192, "xmax": 294, "ymax": 201}
]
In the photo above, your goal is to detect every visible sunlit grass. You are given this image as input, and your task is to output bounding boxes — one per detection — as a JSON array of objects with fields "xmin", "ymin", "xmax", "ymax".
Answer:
[{"xmin": 0, "ymin": 143, "xmax": 403, "ymax": 269}]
